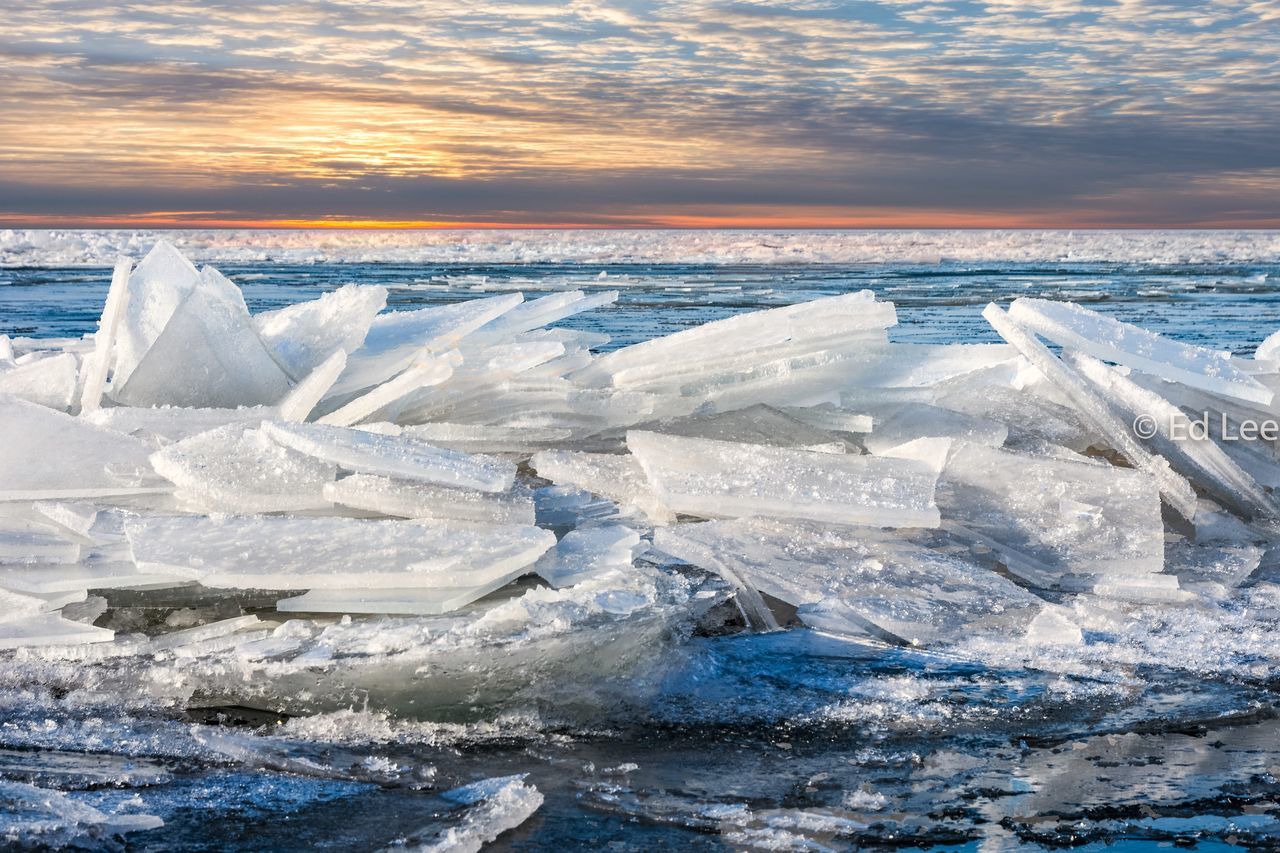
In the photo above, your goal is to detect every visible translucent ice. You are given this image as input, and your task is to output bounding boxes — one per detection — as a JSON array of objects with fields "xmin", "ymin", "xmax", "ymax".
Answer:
[
  {"xmin": 112, "ymin": 240, "xmax": 200, "ymax": 388},
  {"xmin": 1009, "ymin": 297, "xmax": 1272, "ymax": 405},
  {"xmin": 150, "ymin": 424, "xmax": 337, "ymax": 513},
  {"xmin": 262, "ymin": 421, "xmax": 515, "ymax": 492},
  {"xmin": 387, "ymin": 775, "xmax": 543, "ymax": 852},
  {"xmin": 938, "ymin": 441, "xmax": 1165, "ymax": 587},
  {"xmin": 254, "ymin": 283, "xmax": 387, "ymax": 381},
  {"xmin": 78, "ymin": 257, "xmax": 132, "ymax": 413},
  {"xmin": 114, "ymin": 267, "xmax": 291, "ymax": 408},
  {"xmin": 627, "ymin": 431, "xmax": 941, "ymax": 528},
  {"xmin": 126, "ymin": 515, "xmax": 555, "ymax": 589},
  {"xmin": 0, "ymin": 352, "xmax": 78, "ymax": 411},
  {"xmin": 535, "ymin": 524, "xmax": 643, "ymax": 588},
  {"xmin": 656, "ymin": 517, "xmax": 1043, "ymax": 645},
  {"xmin": 323, "ymin": 473, "xmax": 535, "ymax": 525},
  {"xmin": 0, "ymin": 396, "xmax": 163, "ymax": 500},
  {"xmin": 530, "ymin": 450, "xmax": 674, "ymax": 524}
]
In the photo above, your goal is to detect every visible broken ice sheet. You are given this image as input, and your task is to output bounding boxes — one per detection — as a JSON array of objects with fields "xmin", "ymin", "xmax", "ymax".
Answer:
[
  {"xmin": 111, "ymin": 240, "xmax": 200, "ymax": 389},
  {"xmin": 861, "ymin": 401, "xmax": 1008, "ymax": 455},
  {"xmin": 530, "ymin": 449, "xmax": 674, "ymax": 524},
  {"xmin": 534, "ymin": 524, "xmax": 643, "ymax": 588},
  {"xmin": 276, "ymin": 567, "xmax": 528, "ymax": 615},
  {"xmin": 1009, "ymin": 297, "xmax": 1273, "ymax": 405},
  {"xmin": 254, "ymin": 283, "xmax": 387, "ymax": 380},
  {"xmin": 938, "ymin": 441, "xmax": 1165, "ymax": 587},
  {"xmin": 383, "ymin": 775, "xmax": 542, "ymax": 852},
  {"xmin": 0, "ymin": 396, "xmax": 164, "ymax": 499},
  {"xmin": 403, "ymin": 422, "xmax": 574, "ymax": 455},
  {"xmin": 150, "ymin": 423, "xmax": 337, "ymax": 513},
  {"xmin": 0, "ymin": 352, "xmax": 78, "ymax": 411},
  {"xmin": 262, "ymin": 421, "xmax": 515, "ymax": 492},
  {"xmin": 635, "ymin": 403, "xmax": 850, "ymax": 453},
  {"xmin": 0, "ymin": 612, "xmax": 114, "ymax": 649},
  {"xmin": 126, "ymin": 515, "xmax": 554, "ymax": 589},
  {"xmin": 323, "ymin": 473, "xmax": 535, "ymax": 525},
  {"xmin": 0, "ymin": 779, "xmax": 161, "ymax": 846},
  {"xmin": 628, "ymin": 430, "xmax": 941, "ymax": 528},
  {"xmin": 656, "ymin": 517, "xmax": 1043, "ymax": 645},
  {"xmin": 114, "ymin": 267, "xmax": 291, "ymax": 408}
]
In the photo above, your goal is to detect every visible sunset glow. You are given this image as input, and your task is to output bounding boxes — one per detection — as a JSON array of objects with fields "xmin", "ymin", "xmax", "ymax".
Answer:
[{"xmin": 3, "ymin": 1, "xmax": 1279, "ymax": 227}]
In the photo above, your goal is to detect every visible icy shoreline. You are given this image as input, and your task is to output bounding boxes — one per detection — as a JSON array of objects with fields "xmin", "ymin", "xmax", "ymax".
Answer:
[{"xmin": 3, "ymin": 227, "xmax": 1280, "ymax": 267}]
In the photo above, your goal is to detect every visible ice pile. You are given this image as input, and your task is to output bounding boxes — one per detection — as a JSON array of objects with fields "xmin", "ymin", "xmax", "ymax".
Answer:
[{"xmin": 5, "ymin": 240, "xmax": 1280, "ymax": 712}]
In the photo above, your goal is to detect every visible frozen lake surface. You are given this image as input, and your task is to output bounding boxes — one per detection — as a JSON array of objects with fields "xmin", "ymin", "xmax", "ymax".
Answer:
[{"xmin": 3, "ymin": 230, "xmax": 1280, "ymax": 851}]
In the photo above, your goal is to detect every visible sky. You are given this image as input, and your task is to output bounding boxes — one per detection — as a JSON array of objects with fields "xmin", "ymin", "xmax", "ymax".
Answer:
[{"xmin": 2, "ymin": 0, "xmax": 1279, "ymax": 228}]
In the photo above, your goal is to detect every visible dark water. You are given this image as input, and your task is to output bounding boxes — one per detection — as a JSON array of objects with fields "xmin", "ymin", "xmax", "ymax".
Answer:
[{"xmin": 4, "ymin": 260, "xmax": 1280, "ymax": 851}]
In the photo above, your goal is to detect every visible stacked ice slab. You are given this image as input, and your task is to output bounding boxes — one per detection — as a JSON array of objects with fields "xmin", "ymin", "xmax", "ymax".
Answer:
[{"xmin": 2, "ymin": 241, "xmax": 1279, "ymax": 659}]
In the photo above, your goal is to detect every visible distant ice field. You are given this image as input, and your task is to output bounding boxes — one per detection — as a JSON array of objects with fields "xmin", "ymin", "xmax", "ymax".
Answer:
[{"xmin": 3, "ymin": 229, "xmax": 1280, "ymax": 355}]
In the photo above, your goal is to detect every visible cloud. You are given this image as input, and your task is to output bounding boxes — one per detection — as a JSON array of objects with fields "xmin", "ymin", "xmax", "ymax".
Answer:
[{"xmin": 0, "ymin": 0, "xmax": 1278, "ymax": 225}]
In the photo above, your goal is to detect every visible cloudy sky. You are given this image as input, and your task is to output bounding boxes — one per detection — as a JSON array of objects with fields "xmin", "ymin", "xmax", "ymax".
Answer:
[{"xmin": 2, "ymin": 0, "xmax": 1278, "ymax": 227}]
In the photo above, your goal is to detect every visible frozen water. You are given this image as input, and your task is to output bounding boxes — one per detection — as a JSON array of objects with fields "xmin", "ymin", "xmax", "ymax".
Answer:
[
  {"xmin": 126, "ymin": 515, "xmax": 555, "ymax": 589},
  {"xmin": 254, "ymin": 283, "xmax": 387, "ymax": 381},
  {"xmin": 262, "ymin": 421, "xmax": 515, "ymax": 492},
  {"xmin": 1010, "ymin": 297, "xmax": 1273, "ymax": 404},
  {"xmin": 6, "ymin": 238, "xmax": 1280, "ymax": 850},
  {"xmin": 150, "ymin": 423, "xmax": 337, "ymax": 513},
  {"xmin": 114, "ymin": 267, "xmax": 291, "ymax": 407},
  {"xmin": 0, "ymin": 352, "xmax": 77, "ymax": 411},
  {"xmin": 77, "ymin": 257, "xmax": 131, "ymax": 413},
  {"xmin": 323, "ymin": 474, "xmax": 535, "ymax": 525},
  {"xmin": 628, "ymin": 431, "xmax": 942, "ymax": 527}
]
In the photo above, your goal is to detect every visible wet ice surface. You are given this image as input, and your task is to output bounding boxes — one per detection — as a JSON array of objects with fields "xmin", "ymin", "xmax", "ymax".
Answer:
[{"xmin": 4, "ymin": 234, "xmax": 1280, "ymax": 851}]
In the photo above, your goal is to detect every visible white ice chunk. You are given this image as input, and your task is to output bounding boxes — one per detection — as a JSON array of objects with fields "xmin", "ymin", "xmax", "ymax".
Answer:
[
  {"xmin": 114, "ymin": 267, "xmax": 291, "ymax": 408},
  {"xmin": 861, "ymin": 402, "xmax": 1008, "ymax": 455},
  {"xmin": 316, "ymin": 350, "xmax": 457, "ymax": 426},
  {"xmin": 0, "ymin": 519, "xmax": 81, "ymax": 563},
  {"xmin": 1256, "ymin": 328, "xmax": 1280, "ymax": 362},
  {"xmin": 983, "ymin": 303, "xmax": 1198, "ymax": 520},
  {"xmin": 1069, "ymin": 351, "xmax": 1279, "ymax": 519},
  {"xmin": 126, "ymin": 515, "xmax": 555, "ymax": 590},
  {"xmin": 535, "ymin": 524, "xmax": 642, "ymax": 588},
  {"xmin": 0, "ymin": 396, "xmax": 162, "ymax": 500},
  {"xmin": 79, "ymin": 257, "xmax": 132, "ymax": 413},
  {"xmin": 84, "ymin": 404, "xmax": 275, "ymax": 442},
  {"xmin": 112, "ymin": 240, "xmax": 200, "ymax": 388},
  {"xmin": 0, "ymin": 612, "xmax": 114, "ymax": 649},
  {"xmin": 0, "ymin": 560, "xmax": 191, "ymax": 594},
  {"xmin": 640, "ymin": 404, "xmax": 849, "ymax": 453},
  {"xmin": 403, "ymin": 423, "xmax": 574, "ymax": 455},
  {"xmin": 939, "ymin": 442, "xmax": 1165, "ymax": 586},
  {"xmin": 323, "ymin": 474, "xmax": 535, "ymax": 525},
  {"xmin": 31, "ymin": 503, "xmax": 98, "ymax": 542},
  {"xmin": 574, "ymin": 291, "xmax": 895, "ymax": 391},
  {"xmin": 1009, "ymin": 297, "xmax": 1272, "ymax": 405},
  {"xmin": 628, "ymin": 431, "xmax": 941, "ymax": 528},
  {"xmin": 277, "ymin": 349, "xmax": 347, "ymax": 422},
  {"xmin": 656, "ymin": 517, "xmax": 1043, "ymax": 645},
  {"xmin": 0, "ymin": 352, "xmax": 77, "ymax": 411},
  {"xmin": 330, "ymin": 293, "xmax": 522, "ymax": 398},
  {"xmin": 254, "ymin": 284, "xmax": 387, "ymax": 380},
  {"xmin": 530, "ymin": 450, "xmax": 674, "ymax": 524},
  {"xmin": 150, "ymin": 424, "xmax": 336, "ymax": 513},
  {"xmin": 276, "ymin": 568, "xmax": 526, "ymax": 615},
  {"xmin": 261, "ymin": 421, "xmax": 515, "ymax": 492},
  {"xmin": 387, "ymin": 775, "xmax": 543, "ymax": 853}
]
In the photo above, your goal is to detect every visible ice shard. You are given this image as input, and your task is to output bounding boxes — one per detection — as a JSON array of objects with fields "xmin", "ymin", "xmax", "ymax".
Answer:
[
  {"xmin": 656, "ymin": 517, "xmax": 1043, "ymax": 645},
  {"xmin": 261, "ymin": 421, "xmax": 515, "ymax": 492},
  {"xmin": 150, "ymin": 424, "xmax": 337, "ymax": 513},
  {"xmin": 0, "ymin": 396, "xmax": 163, "ymax": 500},
  {"xmin": 126, "ymin": 515, "xmax": 555, "ymax": 589},
  {"xmin": 534, "ymin": 524, "xmax": 643, "ymax": 588},
  {"xmin": 112, "ymin": 240, "xmax": 200, "ymax": 388},
  {"xmin": 277, "ymin": 349, "xmax": 347, "ymax": 422},
  {"xmin": 938, "ymin": 441, "xmax": 1166, "ymax": 587},
  {"xmin": 983, "ymin": 303, "xmax": 1198, "ymax": 520},
  {"xmin": 114, "ymin": 267, "xmax": 291, "ymax": 408},
  {"xmin": 530, "ymin": 450, "xmax": 674, "ymax": 524},
  {"xmin": 1009, "ymin": 297, "xmax": 1272, "ymax": 405},
  {"xmin": 323, "ymin": 473, "xmax": 535, "ymax": 525},
  {"xmin": 627, "ymin": 431, "xmax": 942, "ymax": 528},
  {"xmin": 0, "ymin": 352, "xmax": 77, "ymax": 411},
  {"xmin": 254, "ymin": 283, "xmax": 387, "ymax": 380},
  {"xmin": 78, "ymin": 257, "xmax": 132, "ymax": 413}
]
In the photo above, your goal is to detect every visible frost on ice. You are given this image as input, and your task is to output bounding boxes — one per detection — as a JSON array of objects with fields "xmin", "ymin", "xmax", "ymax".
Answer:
[{"xmin": 8, "ymin": 241, "xmax": 1280, "ymax": 842}]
